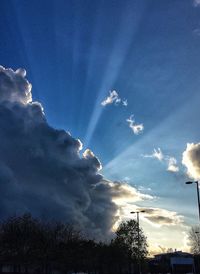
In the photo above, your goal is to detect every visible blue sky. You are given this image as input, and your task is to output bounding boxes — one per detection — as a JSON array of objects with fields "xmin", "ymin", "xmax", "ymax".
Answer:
[{"xmin": 1, "ymin": 0, "xmax": 200, "ymax": 253}]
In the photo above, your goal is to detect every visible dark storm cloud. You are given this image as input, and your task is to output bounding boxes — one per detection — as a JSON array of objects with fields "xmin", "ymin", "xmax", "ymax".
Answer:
[{"xmin": 0, "ymin": 66, "xmax": 146, "ymax": 239}]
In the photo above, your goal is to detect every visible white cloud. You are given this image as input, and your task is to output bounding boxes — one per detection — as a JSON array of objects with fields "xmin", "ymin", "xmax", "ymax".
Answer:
[
  {"xmin": 182, "ymin": 142, "xmax": 200, "ymax": 179},
  {"xmin": 122, "ymin": 99, "xmax": 128, "ymax": 106},
  {"xmin": 126, "ymin": 115, "xmax": 144, "ymax": 135},
  {"xmin": 194, "ymin": 0, "xmax": 200, "ymax": 7},
  {"xmin": 101, "ymin": 90, "xmax": 127, "ymax": 107},
  {"xmin": 142, "ymin": 148, "xmax": 179, "ymax": 173},
  {"xmin": 0, "ymin": 65, "xmax": 32, "ymax": 104},
  {"xmin": 143, "ymin": 148, "xmax": 164, "ymax": 161},
  {"xmin": 138, "ymin": 185, "xmax": 152, "ymax": 192},
  {"xmin": 167, "ymin": 157, "xmax": 179, "ymax": 173}
]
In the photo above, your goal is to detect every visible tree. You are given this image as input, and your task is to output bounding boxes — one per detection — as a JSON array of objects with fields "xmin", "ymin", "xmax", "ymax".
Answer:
[
  {"xmin": 0, "ymin": 214, "xmax": 43, "ymax": 272},
  {"xmin": 188, "ymin": 226, "xmax": 200, "ymax": 254},
  {"xmin": 114, "ymin": 219, "xmax": 148, "ymax": 260},
  {"xmin": 0, "ymin": 214, "xmax": 85, "ymax": 274},
  {"xmin": 112, "ymin": 219, "xmax": 148, "ymax": 274}
]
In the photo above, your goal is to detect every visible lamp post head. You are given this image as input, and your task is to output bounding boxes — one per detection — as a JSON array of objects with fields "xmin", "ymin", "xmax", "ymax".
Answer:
[
  {"xmin": 130, "ymin": 210, "xmax": 146, "ymax": 214},
  {"xmin": 185, "ymin": 181, "xmax": 193, "ymax": 184}
]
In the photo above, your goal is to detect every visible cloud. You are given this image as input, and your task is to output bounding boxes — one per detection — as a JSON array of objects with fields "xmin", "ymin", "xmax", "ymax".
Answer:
[
  {"xmin": 122, "ymin": 99, "xmax": 128, "ymax": 106},
  {"xmin": 182, "ymin": 142, "xmax": 200, "ymax": 180},
  {"xmin": 126, "ymin": 115, "xmax": 144, "ymax": 135},
  {"xmin": 110, "ymin": 184, "xmax": 154, "ymax": 231},
  {"xmin": 167, "ymin": 157, "xmax": 179, "ymax": 173},
  {"xmin": 113, "ymin": 204, "xmax": 183, "ymax": 233},
  {"xmin": 193, "ymin": 28, "xmax": 200, "ymax": 36},
  {"xmin": 101, "ymin": 90, "xmax": 127, "ymax": 107},
  {"xmin": 109, "ymin": 181, "xmax": 153, "ymax": 204},
  {"xmin": 0, "ymin": 66, "xmax": 32, "ymax": 104},
  {"xmin": 142, "ymin": 148, "xmax": 179, "ymax": 173},
  {"xmin": 139, "ymin": 207, "xmax": 184, "ymax": 227},
  {"xmin": 143, "ymin": 148, "xmax": 164, "ymax": 161},
  {"xmin": 0, "ymin": 65, "xmax": 149, "ymax": 240},
  {"xmin": 193, "ymin": 0, "xmax": 200, "ymax": 7}
]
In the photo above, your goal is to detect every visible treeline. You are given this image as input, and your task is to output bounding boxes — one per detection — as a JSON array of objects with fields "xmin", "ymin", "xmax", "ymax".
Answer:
[{"xmin": 0, "ymin": 214, "xmax": 148, "ymax": 274}]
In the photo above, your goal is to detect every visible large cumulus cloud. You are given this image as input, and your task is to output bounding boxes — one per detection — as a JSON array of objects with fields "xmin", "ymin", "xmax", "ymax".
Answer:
[
  {"xmin": 0, "ymin": 66, "xmax": 149, "ymax": 239},
  {"xmin": 182, "ymin": 143, "xmax": 200, "ymax": 180},
  {"xmin": 0, "ymin": 66, "xmax": 32, "ymax": 104}
]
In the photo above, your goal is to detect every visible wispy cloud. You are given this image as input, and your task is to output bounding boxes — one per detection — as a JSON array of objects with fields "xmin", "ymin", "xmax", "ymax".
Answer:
[
  {"xmin": 193, "ymin": 0, "xmax": 200, "ymax": 7},
  {"xmin": 143, "ymin": 148, "xmax": 164, "ymax": 161},
  {"xmin": 114, "ymin": 204, "xmax": 184, "ymax": 232},
  {"xmin": 142, "ymin": 148, "xmax": 179, "ymax": 173},
  {"xmin": 126, "ymin": 115, "xmax": 144, "ymax": 135},
  {"xmin": 193, "ymin": 28, "xmax": 200, "ymax": 36},
  {"xmin": 167, "ymin": 157, "xmax": 179, "ymax": 173},
  {"xmin": 101, "ymin": 90, "xmax": 127, "ymax": 107},
  {"xmin": 122, "ymin": 99, "xmax": 128, "ymax": 106},
  {"xmin": 139, "ymin": 207, "xmax": 184, "ymax": 227}
]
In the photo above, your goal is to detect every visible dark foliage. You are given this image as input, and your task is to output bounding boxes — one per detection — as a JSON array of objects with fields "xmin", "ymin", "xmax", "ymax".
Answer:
[
  {"xmin": 0, "ymin": 215, "xmax": 149, "ymax": 274},
  {"xmin": 188, "ymin": 226, "xmax": 200, "ymax": 254}
]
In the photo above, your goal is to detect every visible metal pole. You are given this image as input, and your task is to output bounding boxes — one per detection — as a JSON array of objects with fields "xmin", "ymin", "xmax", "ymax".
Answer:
[
  {"xmin": 196, "ymin": 181, "xmax": 200, "ymax": 222},
  {"xmin": 130, "ymin": 211, "xmax": 145, "ymax": 274},
  {"xmin": 195, "ymin": 182, "xmax": 200, "ymax": 274}
]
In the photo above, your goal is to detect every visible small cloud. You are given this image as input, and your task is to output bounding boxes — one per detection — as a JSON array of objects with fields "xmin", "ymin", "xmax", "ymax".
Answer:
[
  {"xmin": 122, "ymin": 99, "xmax": 128, "ymax": 106},
  {"xmin": 123, "ymin": 176, "xmax": 130, "ymax": 182},
  {"xmin": 143, "ymin": 148, "xmax": 164, "ymax": 161},
  {"xmin": 193, "ymin": 0, "xmax": 200, "ymax": 7},
  {"xmin": 101, "ymin": 90, "xmax": 127, "ymax": 107},
  {"xmin": 193, "ymin": 28, "xmax": 200, "ymax": 36},
  {"xmin": 126, "ymin": 115, "xmax": 144, "ymax": 135},
  {"xmin": 138, "ymin": 185, "xmax": 152, "ymax": 192},
  {"xmin": 101, "ymin": 90, "xmax": 120, "ymax": 106},
  {"xmin": 142, "ymin": 148, "xmax": 179, "ymax": 173},
  {"xmin": 167, "ymin": 157, "xmax": 179, "ymax": 173}
]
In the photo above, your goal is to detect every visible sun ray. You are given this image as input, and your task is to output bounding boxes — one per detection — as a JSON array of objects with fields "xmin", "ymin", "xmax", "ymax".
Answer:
[
  {"xmin": 104, "ymin": 90, "xmax": 200, "ymax": 175},
  {"xmin": 84, "ymin": 2, "xmax": 146, "ymax": 148}
]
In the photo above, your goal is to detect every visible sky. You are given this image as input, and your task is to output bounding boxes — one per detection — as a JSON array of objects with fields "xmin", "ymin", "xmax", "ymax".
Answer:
[{"xmin": 1, "ymin": 0, "xmax": 200, "ymax": 255}]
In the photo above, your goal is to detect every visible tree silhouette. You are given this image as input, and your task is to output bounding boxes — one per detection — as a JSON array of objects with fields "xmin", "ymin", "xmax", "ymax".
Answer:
[
  {"xmin": 112, "ymin": 219, "xmax": 148, "ymax": 273},
  {"xmin": 188, "ymin": 226, "xmax": 200, "ymax": 254},
  {"xmin": 0, "ymin": 215, "xmax": 149, "ymax": 274},
  {"xmin": 114, "ymin": 219, "xmax": 148, "ymax": 259}
]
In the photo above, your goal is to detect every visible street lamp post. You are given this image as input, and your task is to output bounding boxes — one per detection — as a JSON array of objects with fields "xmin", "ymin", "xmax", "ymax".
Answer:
[
  {"xmin": 130, "ymin": 210, "xmax": 145, "ymax": 274},
  {"xmin": 185, "ymin": 181, "xmax": 200, "ymax": 222}
]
